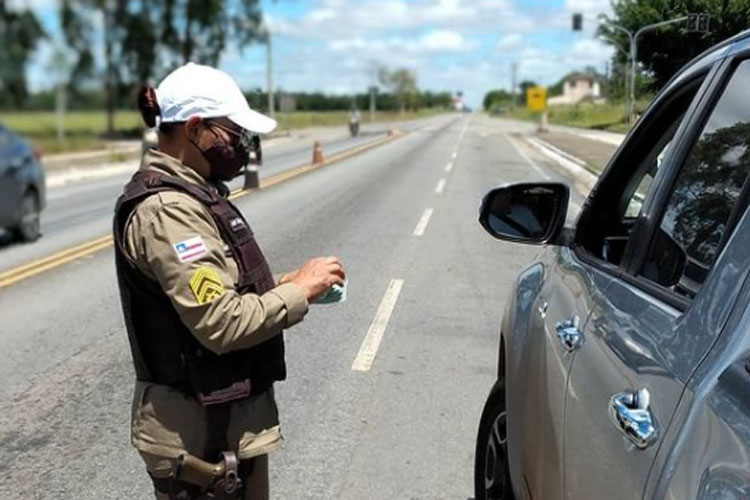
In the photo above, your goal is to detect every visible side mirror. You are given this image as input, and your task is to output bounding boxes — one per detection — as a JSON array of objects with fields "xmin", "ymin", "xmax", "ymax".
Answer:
[
  {"xmin": 642, "ymin": 228, "xmax": 687, "ymax": 289},
  {"xmin": 479, "ymin": 182, "xmax": 569, "ymax": 244}
]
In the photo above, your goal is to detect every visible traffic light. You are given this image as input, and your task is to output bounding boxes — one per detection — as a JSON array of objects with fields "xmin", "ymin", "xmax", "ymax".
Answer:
[
  {"xmin": 698, "ymin": 14, "xmax": 710, "ymax": 33},
  {"xmin": 572, "ymin": 13, "xmax": 583, "ymax": 31},
  {"xmin": 686, "ymin": 13, "xmax": 698, "ymax": 31},
  {"xmin": 687, "ymin": 13, "xmax": 710, "ymax": 33}
]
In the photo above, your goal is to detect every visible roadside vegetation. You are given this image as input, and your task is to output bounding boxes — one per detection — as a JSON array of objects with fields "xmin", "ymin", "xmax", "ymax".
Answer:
[{"xmin": 501, "ymin": 99, "xmax": 654, "ymax": 133}]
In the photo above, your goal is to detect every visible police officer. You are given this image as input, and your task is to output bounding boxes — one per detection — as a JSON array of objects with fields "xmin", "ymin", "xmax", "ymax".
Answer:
[{"xmin": 113, "ymin": 63, "xmax": 345, "ymax": 499}]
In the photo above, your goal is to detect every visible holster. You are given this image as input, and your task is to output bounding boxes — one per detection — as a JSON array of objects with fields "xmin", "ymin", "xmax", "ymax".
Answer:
[{"xmin": 171, "ymin": 452, "xmax": 242, "ymax": 499}]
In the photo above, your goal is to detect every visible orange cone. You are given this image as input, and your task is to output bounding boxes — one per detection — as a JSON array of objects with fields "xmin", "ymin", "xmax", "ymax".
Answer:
[{"xmin": 312, "ymin": 141, "xmax": 324, "ymax": 164}]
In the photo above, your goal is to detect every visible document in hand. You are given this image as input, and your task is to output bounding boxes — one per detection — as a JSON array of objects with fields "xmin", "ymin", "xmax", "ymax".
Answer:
[{"xmin": 313, "ymin": 280, "xmax": 348, "ymax": 304}]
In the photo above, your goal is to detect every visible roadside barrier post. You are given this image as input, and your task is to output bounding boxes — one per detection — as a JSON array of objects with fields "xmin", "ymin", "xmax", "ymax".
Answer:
[{"xmin": 312, "ymin": 141, "xmax": 324, "ymax": 164}]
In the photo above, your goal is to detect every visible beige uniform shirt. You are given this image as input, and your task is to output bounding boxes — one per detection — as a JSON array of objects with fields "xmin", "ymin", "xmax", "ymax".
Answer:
[{"xmin": 124, "ymin": 150, "xmax": 308, "ymax": 476}]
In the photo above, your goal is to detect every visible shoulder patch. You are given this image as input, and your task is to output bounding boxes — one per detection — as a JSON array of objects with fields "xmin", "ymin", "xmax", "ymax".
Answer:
[
  {"xmin": 174, "ymin": 236, "xmax": 208, "ymax": 263},
  {"xmin": 189, "ymin": 267, "xmax": 225, "ymax": 304}
]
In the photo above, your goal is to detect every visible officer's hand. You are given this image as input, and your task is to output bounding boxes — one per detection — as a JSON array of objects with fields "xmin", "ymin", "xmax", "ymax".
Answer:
[
  {"xmin": 290, "ymin": 256, "xmax": 346, "ymax": 302},
  {"xmin": 279, "ymin": 269, "xmax": 300, "ymax": 284}
]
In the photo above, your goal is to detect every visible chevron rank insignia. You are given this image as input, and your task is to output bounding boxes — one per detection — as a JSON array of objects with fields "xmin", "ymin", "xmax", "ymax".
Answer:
[{"xmin": 189, "ymin": 267, "xmax": 225, "ymax": 305}]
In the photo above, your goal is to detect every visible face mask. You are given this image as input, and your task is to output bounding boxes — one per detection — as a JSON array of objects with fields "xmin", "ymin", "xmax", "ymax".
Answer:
[{"xmin": 192, "ymin": 123, "xmax": 250, "ymax": 182}]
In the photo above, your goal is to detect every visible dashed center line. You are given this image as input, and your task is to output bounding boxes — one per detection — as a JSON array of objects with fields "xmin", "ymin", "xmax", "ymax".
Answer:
[
  {"xmin": 413, "ymin": 208, "xmax": 434, "ymax": 236},
  {"xmin": 352, "ymin": 279, "xmax": 405, "ymax": 372},
  {"xmin": 435, "ymin": 178, "xmax": 447, "ymax": 194},
  {"xmin": 451, "ymin": 152, "xmax": 457, "ymax": 160},
  {"xmin": 445, "ymin": 161, "xmax": 454, "ymax": 173}
]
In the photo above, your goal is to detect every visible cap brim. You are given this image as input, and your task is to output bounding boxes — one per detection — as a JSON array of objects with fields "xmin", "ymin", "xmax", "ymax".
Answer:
[{"xmin": 228, "ymin": 108, "xmax": 277, "ymax": 134}]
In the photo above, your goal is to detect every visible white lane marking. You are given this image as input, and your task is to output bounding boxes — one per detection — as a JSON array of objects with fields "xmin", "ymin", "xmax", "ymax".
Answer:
[
  {"xmin": 413, "ymin": 208, "xmax": 434, "ymax": 236},
  {"xmin": 503, "ymin": 133, "xmax": 551, "ymax": 180},
  {"xmin": 435, "ymin": 178, "xmax": 447, "ymax": 195},
  {"xmin": 352, "ymin": 279, "xmax": 405, "ymax": 372},
  {"xmin": 451, "ymin": 152, "xmax": 457, "ymax": 160},
  {"xmin": 445, "ymin": 161, "xmax": 454, "ymax": 173}
]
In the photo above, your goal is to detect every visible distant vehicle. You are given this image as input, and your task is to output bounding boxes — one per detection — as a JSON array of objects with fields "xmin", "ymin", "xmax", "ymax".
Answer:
[
  {"xmin": 474, "ymin": 31, "xmax": 750, "ymax": 500},
  {"xmin": 0, "ymin": 123, "xmax": 45, "ymax": 242},
  {"xmin": 349, "ymin": 109, "xmax": 360, "ymax": 137}
]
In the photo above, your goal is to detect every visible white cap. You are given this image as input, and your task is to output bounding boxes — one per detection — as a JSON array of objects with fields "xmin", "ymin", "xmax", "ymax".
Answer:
[{"xmin": 155, "ymin": 63, "xmax": 276, "ymax": 134}]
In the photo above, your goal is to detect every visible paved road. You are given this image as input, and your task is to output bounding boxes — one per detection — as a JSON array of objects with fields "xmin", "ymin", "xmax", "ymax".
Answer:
[
  {"xmin": 0, "ymin": 114, "xmax": 585, "ymax": 499},
  {"xmin": 0, "ymin": 116, "xmax": 438, "ymax": 273}
]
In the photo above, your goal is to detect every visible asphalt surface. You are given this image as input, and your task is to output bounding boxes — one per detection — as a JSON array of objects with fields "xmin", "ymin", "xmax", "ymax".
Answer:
[
  {"xmin": 0, "ymin": 114, "xmax": 590, "ymax": 499},
  {"xmin": 0, "ymin": 116, "xmax": 435, "ymax": 273}
]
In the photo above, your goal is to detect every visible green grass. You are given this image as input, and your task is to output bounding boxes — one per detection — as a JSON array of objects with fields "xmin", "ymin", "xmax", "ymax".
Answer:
[
  {"xmin": 504, "ymin": 99, "xmax": 654, "ymax": 133},
  {"xmin": 0, "ymin": 110, "xmax": 143, "ymax": 154},
  {"xmin": 0, "ymin": 108, "xmax": 448, "ymax": 155}
]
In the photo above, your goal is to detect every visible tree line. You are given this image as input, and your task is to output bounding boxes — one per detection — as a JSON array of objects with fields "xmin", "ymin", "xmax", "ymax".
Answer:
[
  {"xmin": 11, "ymin": 87, "xmax": 454, "ymax": 113},
  {"xmin": 0, "ymin": 0, "xmax": 451, "ymax": 128}
]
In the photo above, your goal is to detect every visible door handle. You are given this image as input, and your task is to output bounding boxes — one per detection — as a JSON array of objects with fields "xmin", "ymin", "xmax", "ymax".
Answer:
[
  {"xmin": 609, "ymin": 388, "xmax": 658, "ymax": 449},
  {"xmin": 538, "ymin": 300, "xmax": 549, "ymax": 319},
  {"xmin": 555, "ymin": 317, "xmax": 583, "ymax": 351}
]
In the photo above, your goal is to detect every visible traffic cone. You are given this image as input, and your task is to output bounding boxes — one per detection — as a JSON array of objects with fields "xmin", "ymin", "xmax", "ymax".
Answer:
[{"xmin": 312, "ymin": 141, "xmax": 324, "ymax": 164}]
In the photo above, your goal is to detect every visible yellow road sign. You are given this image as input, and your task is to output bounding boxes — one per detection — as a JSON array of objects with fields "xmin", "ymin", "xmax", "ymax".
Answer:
[{"xmin": 526, "ymin": 86, "xmax": 547, "ymax": 112}]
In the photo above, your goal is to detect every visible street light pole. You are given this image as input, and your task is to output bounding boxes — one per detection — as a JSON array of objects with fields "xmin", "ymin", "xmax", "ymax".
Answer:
[
  {"xmin": 599, "ymin": 15, "xmax": 689, "ymax": 125},
  {"xmin": 630, "ymin": 16, "xmax": 688, "ymax": 123},
  {"xmin": 601, "ymin": 36, "xmax": 631, "ymax": 104}
]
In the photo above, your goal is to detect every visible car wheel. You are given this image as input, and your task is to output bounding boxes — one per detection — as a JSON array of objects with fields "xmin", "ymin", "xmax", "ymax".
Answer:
[
  {"xmin": 475, "ymin": 380, "xmax": 513, "ymax": 500},
  {"xmin": 13, "ymin": 191, "xmax": 41, "ymax": 242}
]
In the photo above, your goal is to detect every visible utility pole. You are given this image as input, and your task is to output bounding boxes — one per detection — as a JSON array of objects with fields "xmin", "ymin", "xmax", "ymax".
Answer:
[
  {"xmin": 266, "ymin": 30, "xmax": 275, "ymax": 118},
  {"xmin": 369, "ymin": 86, "xmax": 376, "ymax": 122},
  {"xmin": 103, "ymin": 0, "xmax": 115, "ymax": 135},
  {"xmin": 511, "ymin": 62, "xmax": 518, "ymax": 107},
  {"xmin": 368, "ymin": 62, "xmax": 378, "ymax": 122}
]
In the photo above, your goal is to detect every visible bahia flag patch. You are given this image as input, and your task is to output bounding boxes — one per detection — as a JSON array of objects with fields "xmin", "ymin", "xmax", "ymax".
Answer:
[{"xmin": 173, "ymin": 236, "xmax": 208, "ymax": 263}]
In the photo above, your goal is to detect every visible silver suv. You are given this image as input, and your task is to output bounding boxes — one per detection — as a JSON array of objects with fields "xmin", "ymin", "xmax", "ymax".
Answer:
[{"xmin": 475, "ymin": 32, "xmax": 750, "ymax": 500}]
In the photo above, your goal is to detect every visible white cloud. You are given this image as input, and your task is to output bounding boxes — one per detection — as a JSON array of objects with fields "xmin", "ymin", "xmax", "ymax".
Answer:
[
  {"xmin": 497, "ymin": 34, "xmax": 523, "ymax": 52},
  {"xmin": 419, "ymin": 30, "xmax": 469, "ymax": 51},
  {"xmin": 7, "ymin": 0, "xmax": 59, "ymax": 11},
  {"xmin": 330, "ymin": 30, "xmax": 474, "ymax": 55},
  {"xmin": 273, "ymin": 0, "xmax": 532, "ymax": 39},
  {"xmin": 21, "ymin": 0, "xmax": 617, "ymax": 108}
]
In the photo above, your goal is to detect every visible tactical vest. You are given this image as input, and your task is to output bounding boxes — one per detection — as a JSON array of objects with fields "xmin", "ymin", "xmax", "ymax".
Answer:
[{"xmin": 113, "ymin": 170, "xmax": 286, "ymax": 405}]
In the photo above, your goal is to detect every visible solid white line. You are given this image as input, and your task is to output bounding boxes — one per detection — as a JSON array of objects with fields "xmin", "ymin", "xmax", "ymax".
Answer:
[
  {"xmin": 413, "ymin": 208, "xmax": 434, "ymax": 236},
  {"xmin": 445, "ymin": 161, "xmax": 454, "ymax": 173},
  {"xmin": 435, "ymin": 178, "xmax": 447, "ymax": 194},
  {"xmin": 352, "ymin": 279, "xmax": 405, "ymax": 372},
  {"xmin": 503, "ymin": 133, "xmax": 551, "ymax": 180}
]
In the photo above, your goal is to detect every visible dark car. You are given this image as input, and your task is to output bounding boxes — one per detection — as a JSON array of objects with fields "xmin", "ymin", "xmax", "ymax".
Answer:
[
  {"xmin": 0, "ymin": 123, "xmax": 45, "ymax": 241},
  {"xmin": 475, "ymin": 31, "xmax": 750, "ymax": 500}
]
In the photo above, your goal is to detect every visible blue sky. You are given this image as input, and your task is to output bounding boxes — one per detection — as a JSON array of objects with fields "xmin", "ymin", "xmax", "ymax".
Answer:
[{"xmin": 16, "ymin": 0, "xmax": 615, "ymax": 107}]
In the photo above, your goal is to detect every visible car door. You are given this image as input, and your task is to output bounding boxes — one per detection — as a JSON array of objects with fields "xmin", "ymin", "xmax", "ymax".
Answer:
[
  {"xmin": 512, "ymin": 248, "xmax": 612, "ymax": 500},
  {"xmin": 563, "ymin": 55, "xmax": 750, "ymax": 499}
]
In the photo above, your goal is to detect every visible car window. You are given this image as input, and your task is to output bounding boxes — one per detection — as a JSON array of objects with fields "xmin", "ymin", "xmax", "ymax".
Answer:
[
  {"xmin": 624, "ymin": 138, "xmax": 673, "ymax": 218},
  {"xmin": 641, "ymin": 59, "xmax": 750, "ymax": 300},
  {"xmin": 575, "ymin": 77, "xmax": 701, "ymax": 268}
]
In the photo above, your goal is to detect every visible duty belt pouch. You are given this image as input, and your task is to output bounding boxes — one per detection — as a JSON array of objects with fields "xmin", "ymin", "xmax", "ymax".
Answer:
[{"xmin": 184, "ymin": 346, "xmax": 252, "ymax": 406}]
